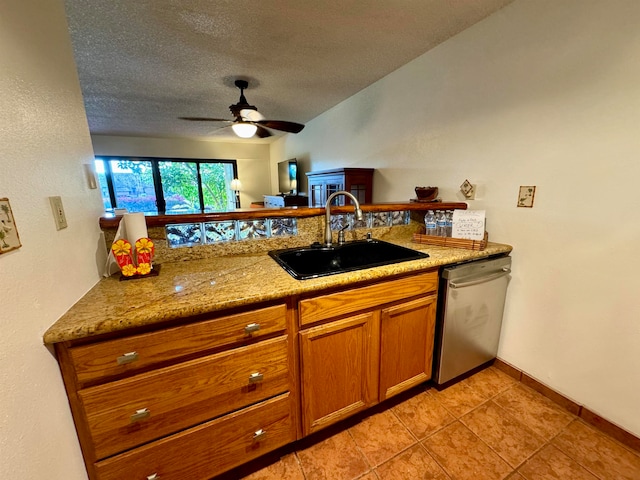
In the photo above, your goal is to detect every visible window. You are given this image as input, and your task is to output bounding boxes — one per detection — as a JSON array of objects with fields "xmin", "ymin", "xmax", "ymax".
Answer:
[{"xmin": 95, "ymin": 157, "xmax": 238, "ymax": 214}]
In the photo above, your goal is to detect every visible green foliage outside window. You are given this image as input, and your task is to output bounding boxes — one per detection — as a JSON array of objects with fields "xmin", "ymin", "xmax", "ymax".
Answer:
[{"xmin": 96, "ymin": 156, "xmax": 237, "ymax": 214}]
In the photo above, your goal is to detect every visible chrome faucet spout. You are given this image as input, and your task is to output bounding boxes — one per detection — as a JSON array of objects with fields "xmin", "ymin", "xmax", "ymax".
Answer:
[{"xmin": 324, "ymin": 191, "xmax": 363, "ymax": 246}]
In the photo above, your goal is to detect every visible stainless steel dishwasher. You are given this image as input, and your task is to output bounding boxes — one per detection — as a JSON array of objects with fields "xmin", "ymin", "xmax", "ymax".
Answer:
[{"xmin": 433, "ymin": 256, "xmax": 512, "ymax": 387}]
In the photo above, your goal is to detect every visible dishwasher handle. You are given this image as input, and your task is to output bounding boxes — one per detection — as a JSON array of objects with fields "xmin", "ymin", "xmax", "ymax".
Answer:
[{"xmin": 449, "ymin": 268, "xmax": 511, "ymax": 289}]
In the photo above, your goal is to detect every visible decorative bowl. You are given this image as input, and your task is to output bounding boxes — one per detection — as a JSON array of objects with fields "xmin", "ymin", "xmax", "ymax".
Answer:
[{"xmin": 415, "ymin": 186, "xmax": 438, "ymax": 202}]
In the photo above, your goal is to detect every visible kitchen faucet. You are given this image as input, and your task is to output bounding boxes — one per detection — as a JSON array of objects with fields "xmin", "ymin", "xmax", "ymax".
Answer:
[{"xmin": 324, "ymin": 191, "xmax": 364, "ymax": 247}]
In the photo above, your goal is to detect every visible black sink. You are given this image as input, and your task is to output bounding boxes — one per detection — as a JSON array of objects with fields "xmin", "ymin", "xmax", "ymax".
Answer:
[{"xmin": 269, "ymin": 239, "xmax": 429, "ymax": 280}]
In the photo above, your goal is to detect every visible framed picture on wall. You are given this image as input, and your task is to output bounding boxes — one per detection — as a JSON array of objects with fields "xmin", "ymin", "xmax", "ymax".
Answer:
[{"xmin": 0, "ymin": 198, "xmax": 22, "ymax": 254}]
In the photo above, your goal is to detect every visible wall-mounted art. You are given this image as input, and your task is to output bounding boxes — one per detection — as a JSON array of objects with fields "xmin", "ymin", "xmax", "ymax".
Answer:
[
  {"xmin": 0, "ymin": 198, "xmax": 22, "ymax": 254},
  {"xmin": 517, "ymin": 186, "xmax": 536, "ymax": 208}
]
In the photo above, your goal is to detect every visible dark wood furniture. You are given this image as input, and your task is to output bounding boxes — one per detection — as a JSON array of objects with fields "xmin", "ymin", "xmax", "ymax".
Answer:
[{"xmin": 306, "ymin": 168, "xmax": 374, "ymax": 207}]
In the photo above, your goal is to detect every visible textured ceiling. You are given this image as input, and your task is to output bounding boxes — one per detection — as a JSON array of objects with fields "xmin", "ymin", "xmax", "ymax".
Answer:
[{"xmin": 63, "ymin": 0, "xmax": 513, "ymax": 140}]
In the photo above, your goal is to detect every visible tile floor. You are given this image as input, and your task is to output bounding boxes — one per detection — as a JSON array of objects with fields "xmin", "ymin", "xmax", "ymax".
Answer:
[{"xmin": 230, "ymin": 367, "xmax": 640, "ymax": 480}]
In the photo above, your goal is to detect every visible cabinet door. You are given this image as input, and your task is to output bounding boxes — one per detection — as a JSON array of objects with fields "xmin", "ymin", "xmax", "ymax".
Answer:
[
  {"xmin": 308, "ymin": 181, "xmax": 325, "ymax": 207},
  {"xmin": 379, "ymin": 295, "xmax": 436, "ymax": 401},
  {"xmin": 299, "ymin": 312, "xmax": 379, "ymax": 436}
]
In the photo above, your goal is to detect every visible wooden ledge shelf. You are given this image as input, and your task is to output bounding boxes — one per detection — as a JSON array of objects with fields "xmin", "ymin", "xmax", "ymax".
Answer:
[{"xmin": 99, "ymin": 202, "xmax": 468, "ymax": 229}]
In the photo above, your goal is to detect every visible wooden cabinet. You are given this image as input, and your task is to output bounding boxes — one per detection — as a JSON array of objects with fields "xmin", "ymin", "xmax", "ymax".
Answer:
[
  {"xmin": 54, "ymin": 269, "xmax": 441, "ymax": 477},
  {"xmin": 297, "ymin": 271, "xmax": 438, "ymax": 436},
  {"xmin": 379, "ymin": 296, "xmax": 437, "ymax": 401},
  {"xmin": 306, "ymin": 168, "xmax": 374, "ymax": 207},
  {"xmin": 55, "ymin": 302, "xmax": 297, "ymax": 480},
  {"xmin": 94, "ymin": 394, "xmax": 293, "ymax": 480},
  {"xmin": 299, "ymin": 312, "xmax": 379, "ymax": 435},
  {"xmin": 68, "ymin": 304, "xmax": 287, "ymax": 386}
]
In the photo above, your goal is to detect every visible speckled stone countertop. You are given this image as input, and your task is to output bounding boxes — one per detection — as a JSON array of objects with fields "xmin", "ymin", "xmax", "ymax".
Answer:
[{"xmin": 43, "ymin": 238, "xmax": 512, "ymax": 345}]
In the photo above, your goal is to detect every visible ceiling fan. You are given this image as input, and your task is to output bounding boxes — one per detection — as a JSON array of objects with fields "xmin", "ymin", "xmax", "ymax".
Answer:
[{"xmin": 180, "ymin": 80, "xmax": 305, "ymax": 138}]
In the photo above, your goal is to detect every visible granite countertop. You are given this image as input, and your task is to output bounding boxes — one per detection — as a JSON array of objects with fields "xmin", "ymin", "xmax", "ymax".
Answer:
[{"xmin": 43, "ymin": 239, "xmax": 512, "ymax": 345}]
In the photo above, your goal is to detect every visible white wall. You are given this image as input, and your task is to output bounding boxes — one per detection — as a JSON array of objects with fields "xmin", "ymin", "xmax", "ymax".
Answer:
[
  {"xmin": 92, "ymin": 135, "xmax": 273, "ymax": 207},
  {"xmin": 285, "ymin": 0, "xmax": 640, "ymax": 436},
  {"xmin": 0, "ymin": 1, "xmax": 104, "ymax": 478}
]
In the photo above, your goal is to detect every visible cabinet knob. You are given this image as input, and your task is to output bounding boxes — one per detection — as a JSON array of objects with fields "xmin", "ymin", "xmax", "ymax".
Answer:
[
  {"xmin": 248, "ymin": 372, "xmax": 264, "ymax": 384},
  {"xmin": 146, "ymin": 474, "xmax": 159, "ymax": 480},
  {"xmin": 244, "ymin": 323, "xmax": 261, "ymax": 335},
  {"xmin": 130, "ymin": 408, "xmax": 151, "ymax": 423},
  {"xmin": 116, "ymin": 351, "xmax": 139, "ymax": 365},
  {"xmin": 253, "ymin": 429, "xmax": 267, "ymax": 443}
]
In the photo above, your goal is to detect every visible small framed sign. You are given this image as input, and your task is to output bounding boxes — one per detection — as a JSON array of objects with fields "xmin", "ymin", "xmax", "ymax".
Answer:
[
  {"xmin": 0, "ymin": 198, "xmax": 22, "ymax": 254},
  {"xmin": 517, "ymin": 186, "xmax": 536, "ymax": 208}
]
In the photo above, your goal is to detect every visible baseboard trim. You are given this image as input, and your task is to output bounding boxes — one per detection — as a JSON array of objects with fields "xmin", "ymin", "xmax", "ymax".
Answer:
[{"xmin": 493, "ymin": 358, "xmax": 640, "ymax": 453}]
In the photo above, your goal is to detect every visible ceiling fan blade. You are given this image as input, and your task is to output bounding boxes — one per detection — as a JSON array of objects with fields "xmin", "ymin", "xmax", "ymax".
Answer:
[
  {"xmin": 179, "ymin": 116, "xmax": 232, "ymax": 122},
  {"xmin": 256, "ymin": 120, "xmax": 305, "ymax": 134},
  {"xmin": 240, "ymin": 109, "xmax": 265, "ymax": 122},
  {"xmin": 255, "ymin": 125, "xmax": 272, "ymax": 138}
]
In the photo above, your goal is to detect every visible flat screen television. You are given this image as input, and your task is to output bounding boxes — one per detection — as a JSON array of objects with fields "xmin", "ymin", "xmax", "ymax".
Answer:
[{"xmin": 277, "ymin": 158, "xmax": 298, "ymax": 195}]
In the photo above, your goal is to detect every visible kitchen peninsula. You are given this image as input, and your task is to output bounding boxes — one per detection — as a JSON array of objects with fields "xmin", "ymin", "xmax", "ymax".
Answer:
[{"xmin": 44, "ymin": 202, "xmax": 512, "ymax": 480}]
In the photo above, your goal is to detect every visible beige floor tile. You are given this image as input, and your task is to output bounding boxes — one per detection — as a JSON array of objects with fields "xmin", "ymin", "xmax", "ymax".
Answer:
[
  {"xmin": 518, "ymin": 444, "xmax": 598, "ymax": 480},
  {"xmin": 462, "ymin": 367, "xmax": 518, "ymax": 399},
  {"xmin": 358, "ymin": 473, "xmax": 379, "ymax": 480},
  {"xmin": 392, "ymin": 390, "xmax": 456, "ymax": 440},
  {"xmin": 296, "ymin": 429, "xmax": 370, "ymax": 480},
  {"xmin": 430, "ymin": 381, "xmax": 488, "ymax": 418},
  {"xmin": 423, "ymin": 421, "xmax": 512, "ymax": 480},
  {"xmin": 461, "ymin": 400, "xmax": 545, "ymax": 468},
  {"xmin": 240, "ymin": 367, "xmax": 640, "ymax": 480},
  {"xmin": 375, "ymin": 444, "xmax": 449, "ymax": 480},
  {"xmin": 242, "ymin": 453, "xmax": 305, "ymax": 480},
  {"xmin": 552, "ymin": 420, "xmax": 640, "ymax": 480},
  {"xmin": 349, "ymin": 409, "xmax": 417, "ymax": 467},
  {"xmin": 506, "ymin": 473, "xmax": 526, "ymax": 480},
  {"xmin": 493, "ymin": 384, "xmax": 574, "ymax": 440}
]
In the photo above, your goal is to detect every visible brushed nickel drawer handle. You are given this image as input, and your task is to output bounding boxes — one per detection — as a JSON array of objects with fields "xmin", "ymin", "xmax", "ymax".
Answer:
[
  {"xmin": 244, "ymin": 323, "xmax": 261, "ymax": 335},
  {"xmin": 116, "ymin": 351, "xmax": 139, "ymax": 365},
  {"xmin": 253, "ymin": 429, "xmax": 267, "ymax": 442},
  {"xmin": 249, "ymin": 372, "xmax": 264, "ymax": 384},
  {"xmin": 130, "ymin": 408, "xmax": 150, "ymax": 423},
  {"xmin": 146, "ymin": 474, "xmax": 159, "ymax": 480}
]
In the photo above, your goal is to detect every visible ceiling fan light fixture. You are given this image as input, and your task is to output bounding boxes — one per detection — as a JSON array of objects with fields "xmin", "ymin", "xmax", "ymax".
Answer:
[{"xmin": 231, "ymin": 121, "xmax": 257, "ymax": 138}]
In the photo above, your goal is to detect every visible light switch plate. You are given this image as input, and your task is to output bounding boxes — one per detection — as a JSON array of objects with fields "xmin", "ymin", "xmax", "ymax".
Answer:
[{"xmin": 49, "ymin": 196, "xmax": 68, "ymax": 230}]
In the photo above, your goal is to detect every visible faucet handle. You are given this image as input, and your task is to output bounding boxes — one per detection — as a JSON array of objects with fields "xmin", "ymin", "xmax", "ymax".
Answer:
[{"xmin": 338, "ymin": 224, "xmax": 349, "ymax": 244}]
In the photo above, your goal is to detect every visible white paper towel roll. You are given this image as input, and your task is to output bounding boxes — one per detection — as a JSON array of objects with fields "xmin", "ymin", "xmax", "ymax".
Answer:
[{"xmin": 123, "ymin": 213, "xmax": 148, "ymax": 252}]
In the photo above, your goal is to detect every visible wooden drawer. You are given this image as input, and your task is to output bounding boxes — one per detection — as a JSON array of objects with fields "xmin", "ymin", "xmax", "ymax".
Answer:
[
  {"xmin": 299, "ymin": 271, "xmax": 438, "ymax": 327},
  {"xmin": 94, "ymin": 393, "xmax": 295, "ymax": 480},
  {"xmin": 69, "ymin": 303, "xmax": 286, "ymax": 385},
  {"xmin": 80, "ymin": 335, "xmax": 290, "ymax": 460}
]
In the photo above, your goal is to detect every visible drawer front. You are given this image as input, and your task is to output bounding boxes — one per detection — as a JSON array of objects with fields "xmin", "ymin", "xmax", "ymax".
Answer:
[
  {"xmin": 94, "ymin": 393, "xmax": 295, "ymax": 480},
  {"xmin": 299, "ymin": 271, "xmax": 438, "ymax": 327},
  {"xmin": 69, "ymin": 303, "xmax": 286, "ymax": 385},
  {"xmin": 80, "ymin": 335, "xmax": 290, "ymax": 460}
]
